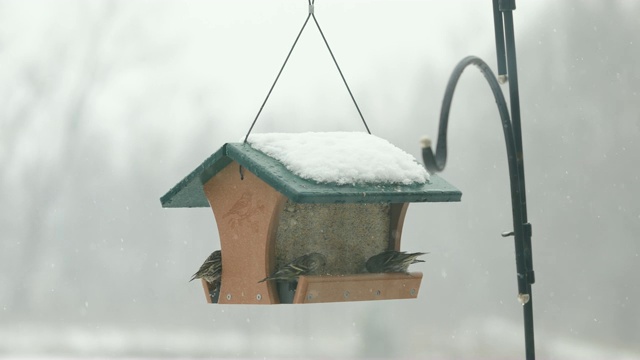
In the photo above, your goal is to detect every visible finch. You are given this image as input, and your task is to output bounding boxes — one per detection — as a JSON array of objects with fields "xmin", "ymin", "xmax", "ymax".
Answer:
[
  {"xmin": 365, "ymin": 250, "xmax": 427, "ymax": 273},
  {"xmin": 190, "ymin": 250, "xmax": 222, "ymax": 285},
  {"xmin": 259, "ymin": 252, "xmax": 327, "ymax": 283}
]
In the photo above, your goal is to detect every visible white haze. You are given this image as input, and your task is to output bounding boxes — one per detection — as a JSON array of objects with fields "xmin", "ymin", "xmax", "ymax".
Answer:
[{"xmin": 1, "ymin": 0, "xmax": 639, "ymax": 359}]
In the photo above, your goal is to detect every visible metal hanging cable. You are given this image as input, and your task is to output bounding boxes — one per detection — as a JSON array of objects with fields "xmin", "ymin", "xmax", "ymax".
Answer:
[
  {"xmin": 244, "ymin": 0, "xmax": 370, "ymax": 143},
  {"xmin": 310, "ymin": 4, "xmax": 370, "ymax": 135}
]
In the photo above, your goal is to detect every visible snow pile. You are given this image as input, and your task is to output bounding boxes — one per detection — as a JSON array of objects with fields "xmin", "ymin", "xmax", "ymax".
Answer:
[{"xmin": 247, "ymin": 132, "xmax": 429, "ymax": 185}]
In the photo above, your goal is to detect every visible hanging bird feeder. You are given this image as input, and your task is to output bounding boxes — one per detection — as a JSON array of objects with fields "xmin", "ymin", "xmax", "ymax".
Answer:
[
  {"xmin": 160, "ymin": 1, "xmax": 461, "ymax": 304},
  {"xmin": 161, "ymin": 132, "xmax": 461, "ymax": 304}
]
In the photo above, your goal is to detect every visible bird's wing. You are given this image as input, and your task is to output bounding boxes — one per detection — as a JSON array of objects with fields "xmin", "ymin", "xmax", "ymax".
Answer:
[
  {"xmin": 190, "ymin": 251, "xmax": 221, "ymax": 281},
  {"xmin": 383, "ymin": 250, "xmax": 404, "ymax": 265}
]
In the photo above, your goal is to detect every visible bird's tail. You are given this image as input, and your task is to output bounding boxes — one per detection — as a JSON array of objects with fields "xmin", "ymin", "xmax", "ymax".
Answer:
[
  {"xmin": 410, "ymin": 252, "xmax": 429, "ymax": 264},
  {"xmin": 257, "ymin": 277, "xmax": 268, "ymax": 283}
]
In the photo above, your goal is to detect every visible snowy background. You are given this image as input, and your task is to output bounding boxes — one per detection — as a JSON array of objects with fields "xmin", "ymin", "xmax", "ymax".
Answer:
[{"xmin": 1, "ymin": 0, "xmax": 639, "ymax": 359}]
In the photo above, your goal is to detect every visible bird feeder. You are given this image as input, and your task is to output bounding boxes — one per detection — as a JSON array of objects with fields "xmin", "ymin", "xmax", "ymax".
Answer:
[{"xmin": 161, "ymin": 133, "xmax": 461, "ymax": 304}]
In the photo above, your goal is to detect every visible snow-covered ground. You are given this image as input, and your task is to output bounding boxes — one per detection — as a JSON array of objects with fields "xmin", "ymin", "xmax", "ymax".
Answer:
[
  {"xmin": 1, "ymin": 323, "xmax": 357, "ymax": 358},
  {"xmin": 2, "ymin": 319, "xmax": 638, "ymax": 359}
]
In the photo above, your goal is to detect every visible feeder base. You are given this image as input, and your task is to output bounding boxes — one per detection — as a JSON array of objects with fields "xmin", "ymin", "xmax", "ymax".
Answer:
[{"xmin": 292, "ymin": 272, "xmax": 423, "ymax": 304}]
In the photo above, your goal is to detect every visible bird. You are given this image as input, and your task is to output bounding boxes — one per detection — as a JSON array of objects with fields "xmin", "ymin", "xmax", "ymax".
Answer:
[
  {"xmin": 258, "ymin": 252, "xmax": 327, "ymax": 283},
  {"xmin": 190, "ymin": 250, "xmax": 222, "ymax": 285},
  {"xmin": 365, "ymin": 250, "xmax": 427, "ymax": 273}
]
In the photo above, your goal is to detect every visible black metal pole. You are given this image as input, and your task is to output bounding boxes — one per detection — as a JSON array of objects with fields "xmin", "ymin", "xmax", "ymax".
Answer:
[
  {"xmin": 421, "ymin": 2, "xmax": 536, "ymax": 357},
  {"xmin": 492, "ymin": 0, "xmax": 507, "ymax": 78},
  {"xmin": 500, "ymin": 1, "xmax": 536, "ymax": 359}
]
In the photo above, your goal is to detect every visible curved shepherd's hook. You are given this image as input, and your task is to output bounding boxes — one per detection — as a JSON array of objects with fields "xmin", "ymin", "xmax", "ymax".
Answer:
[{"xmin": 421, "ymin": 55, "xmax": 536, "ymax": 359}]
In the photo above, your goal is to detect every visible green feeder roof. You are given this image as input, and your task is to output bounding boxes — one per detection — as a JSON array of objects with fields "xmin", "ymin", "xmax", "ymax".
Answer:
[{"xmin": 160, "ymin": 143, "xmax": 461, "ymax": 207}]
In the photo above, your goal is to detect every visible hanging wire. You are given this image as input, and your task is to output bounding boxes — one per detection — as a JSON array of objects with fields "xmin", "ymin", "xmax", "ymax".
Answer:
[
  {"xmin": 310, "ymin": 4, "xmax": 371, "ymax": 135},
  {"xmin": 244, "ymin": 0, "xmax": 371, "ymax": 143},
  {"xmin": 243, "ymin": 11, "xmax": 312, "ymax": 143}
]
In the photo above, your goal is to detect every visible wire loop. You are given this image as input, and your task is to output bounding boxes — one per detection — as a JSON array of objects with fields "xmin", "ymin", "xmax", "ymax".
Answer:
[{"xmin": 244, "ymin": 0, "xmax": 370, "ymax": 143}]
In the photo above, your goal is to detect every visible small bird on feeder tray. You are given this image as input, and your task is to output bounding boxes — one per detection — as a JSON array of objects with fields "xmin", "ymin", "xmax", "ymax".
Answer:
[
  {"xmin": 258, "ymin": 252, "xmax": 327, "ymax": 283},
  {"xmin": 365, "ymin": 250, "xmax": 428, "ymax": 274},
  {"xmin": 190, "ymin": 250, "xmax": 222, "ymax": 286}
]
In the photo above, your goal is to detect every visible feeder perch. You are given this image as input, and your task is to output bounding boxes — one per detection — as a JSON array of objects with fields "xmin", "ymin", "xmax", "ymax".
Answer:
[{"xmin": 161, "ymin": 136, "xmax": 461, "ymax": 304}]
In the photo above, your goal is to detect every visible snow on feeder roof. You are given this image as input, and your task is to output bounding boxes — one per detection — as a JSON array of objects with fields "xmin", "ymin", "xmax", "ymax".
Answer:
[
  {"xmin": 247, "ymin": 132, "xmax": 429, "ymax": 186},
  {"xmin": 161, "ymin": 132, "xmax": 460, "ymax": 208},
  {"xmin": 161, "ymin": 132, "xmax": 461, "ymax": 304}
]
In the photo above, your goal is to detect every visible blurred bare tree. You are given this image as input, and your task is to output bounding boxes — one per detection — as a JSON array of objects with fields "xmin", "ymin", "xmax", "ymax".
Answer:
[{"xmin": 0, "ymin": 1, "xmax": 118, "ymax": 313}]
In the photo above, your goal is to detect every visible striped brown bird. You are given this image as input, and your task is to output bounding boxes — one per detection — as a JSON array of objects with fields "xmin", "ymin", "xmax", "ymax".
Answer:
[
  {"xmin": 258, "ymin": 252, "xmax": 327, "ymax": 283},
  {"xmin": 190, "ymin": 250, "xmax": 222, "ymax": 285},
  {"xmin": 365, "ymin": 250, "xmax": 427, "ymax": 273}
]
